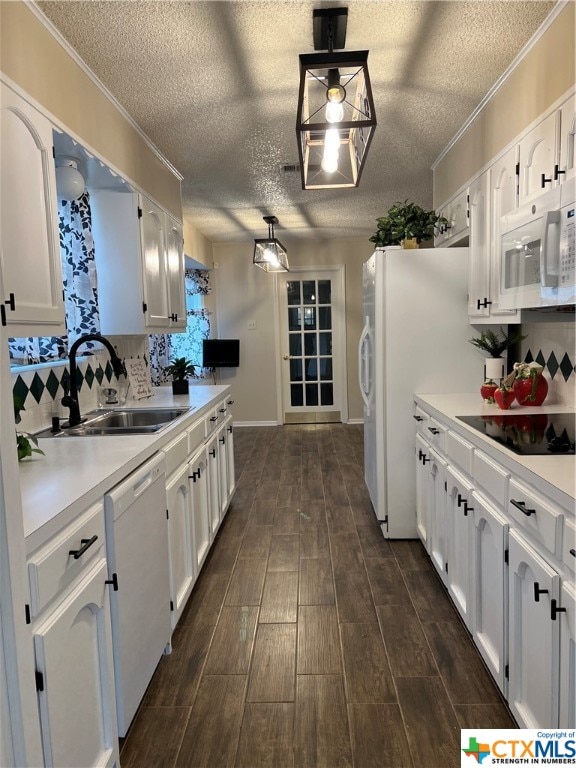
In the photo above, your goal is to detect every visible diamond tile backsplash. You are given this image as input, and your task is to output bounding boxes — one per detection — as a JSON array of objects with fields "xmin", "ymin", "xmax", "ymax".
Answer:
[
  {"xmin": 11, "ymin": 335, "xmax": 151, "ymax": 434},
  {"xmin": 520, "ymin": 321, "xmax": 575, "ymax": 406}
]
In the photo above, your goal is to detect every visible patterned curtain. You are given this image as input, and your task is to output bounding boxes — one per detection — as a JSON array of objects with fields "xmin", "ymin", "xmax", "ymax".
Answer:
[
  {"xmin": 8, "ymin": 191, "xmax": 99, "ymax": 364},
  {"xmin": 149, "ymin": 268, "xmax": 212, "ymax": 385}
]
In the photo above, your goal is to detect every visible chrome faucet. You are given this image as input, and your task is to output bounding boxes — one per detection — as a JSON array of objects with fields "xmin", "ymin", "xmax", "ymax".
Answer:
[{"xmin": 62, "ymin": 333, "xmax": 125, "ymax": 427}]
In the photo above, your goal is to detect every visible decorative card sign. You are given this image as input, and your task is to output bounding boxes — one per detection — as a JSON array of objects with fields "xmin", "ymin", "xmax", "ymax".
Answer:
[{"xmin": 124, "ymin": 358, "xmax": 152, "ymax": 400}]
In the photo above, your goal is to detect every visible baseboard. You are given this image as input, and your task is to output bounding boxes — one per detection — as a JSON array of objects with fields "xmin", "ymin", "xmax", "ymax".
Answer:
[
  {"xmin": 233, "ymin": 420, "xmax": 281, "ymax": 427},
  {"xmin": 346, "ymin": 418, "xmax": 364, "ymax": 425}
]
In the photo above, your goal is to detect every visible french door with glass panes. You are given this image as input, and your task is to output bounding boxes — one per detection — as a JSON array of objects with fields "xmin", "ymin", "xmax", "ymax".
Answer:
[{"xmin": 276, "ymin": 267, "xmax": 346, "ymax": 424}]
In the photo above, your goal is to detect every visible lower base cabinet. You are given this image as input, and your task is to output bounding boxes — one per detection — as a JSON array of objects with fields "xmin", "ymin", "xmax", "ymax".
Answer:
[
  {"xmin": 559, "ymin": 581, "xmax": 576, "ymax": 728},
  {"xmin": 508, "ymin": 529, "xmax": 560, "ymax": 728},
  {"xmin": 446, "ymin": 466, "xmax": 474, "ymax": 630},
  {"xmin": 189, "ymin": 447, "xmax": 211, "ymax": 572},
  {"xmin": 166, "ymin": 463, "xmax": 195, "ymax": 628}
]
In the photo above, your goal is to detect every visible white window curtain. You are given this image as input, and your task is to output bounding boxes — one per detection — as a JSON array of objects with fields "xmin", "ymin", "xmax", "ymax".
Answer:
[
  {"xmin": 8, "ymin": 192, "xmax": 100, "ymax": 364},
  {"xmin": 149, "ymin": 268, "xmax": 212, "ymax": 385}
]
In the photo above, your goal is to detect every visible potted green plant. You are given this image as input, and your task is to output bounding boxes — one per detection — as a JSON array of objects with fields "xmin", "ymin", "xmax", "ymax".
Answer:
[
  {"xmin": 164, "ymin": 357, "xmax": 195, "ymax": 395},
  {"xmin": 369, "ymin": 200, "xmax": 448, "ymax": 248},
  {"xmin": 14, "ymin": 394, "xmax": 44, "ymax": 461},
  {"xmin": 469, "ymin": 327, "xmax": 526, "ymax": 383}
]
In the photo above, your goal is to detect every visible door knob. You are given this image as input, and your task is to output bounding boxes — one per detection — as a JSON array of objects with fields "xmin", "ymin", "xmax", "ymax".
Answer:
[{"xmin": 283, "ymin": 354, "xmax": 290, "ymax": 360}]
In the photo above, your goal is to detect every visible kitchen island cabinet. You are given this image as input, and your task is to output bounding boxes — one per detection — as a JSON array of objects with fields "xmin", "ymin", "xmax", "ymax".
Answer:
[{"xmin": 413, "ymin": 393, "xmax": 575, "ymax": 728}]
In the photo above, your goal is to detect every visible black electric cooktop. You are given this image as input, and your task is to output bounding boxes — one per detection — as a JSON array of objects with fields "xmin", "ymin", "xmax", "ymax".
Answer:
[{"xmin": 457, "ymin": 413, "xmax": 576, "ymax": 456}]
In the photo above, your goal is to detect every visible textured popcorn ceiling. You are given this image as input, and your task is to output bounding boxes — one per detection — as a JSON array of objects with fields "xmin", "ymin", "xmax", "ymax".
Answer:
[{"xmin": 38, "ymin": 0, "xmax": 555, "ymax": 243}]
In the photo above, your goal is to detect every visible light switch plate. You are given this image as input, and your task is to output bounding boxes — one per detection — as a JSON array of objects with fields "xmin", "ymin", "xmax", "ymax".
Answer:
[{"xmin": 248, "ymin": 320, "xmax": 256, "ymax": 330}]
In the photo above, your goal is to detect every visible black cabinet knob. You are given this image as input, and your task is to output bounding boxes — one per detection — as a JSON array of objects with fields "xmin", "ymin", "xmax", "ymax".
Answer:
[
  {"xmin": 541, "ymin": 172, "xmax": 552, "ymax": 187},
  {"xmin": 534, "ymin": 582, "xmax": 549, "ymax": 602}
]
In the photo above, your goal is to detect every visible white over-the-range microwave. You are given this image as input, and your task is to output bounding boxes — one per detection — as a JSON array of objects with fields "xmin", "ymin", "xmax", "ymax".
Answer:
[{"xmin": 499, "ymin": 183, "xmax": 575, "ymax": 309}]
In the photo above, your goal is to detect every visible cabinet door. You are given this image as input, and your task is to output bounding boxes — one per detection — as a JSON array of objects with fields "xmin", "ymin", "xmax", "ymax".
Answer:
[
  {"xmin": 446, "ymin": 466, "xmax": 474, "ymax": 630},
  {"xmin": 472, "ymin": 491, "xmax": 508, "ymax": 693},
  {"xmin": 190, "ymin": 449, "xmax": 211, "ymax": 571},
  {"xmin": 427, "ymin": 449, "xmax": 448, "ymax": 583},
  {"xmin": 33, "ymin": 558, "xmax": 118, "ymax": 768},
  {"xmin": 0, "ymin": 83, "xmax": 65, "ymax": 333},
  {"xmin": 558, "ymin": 95, "xmax": 575, "ymax": 186},
  {"xmin": 140, "ymin": 196, "xmax": 169, "ymax": 328},
  {"xmin": 415, "ymin": 434, "xmax": 430, "ymax": 546},
  {"xmin": 488, "ymin": 147, "xmax": 521, "ymax": 319},
  {"xmin": 518, "ymin": 111, "xmax": 559, "ymax": 205},
  {"xmin": 508, "ymin": 528, "xmax": 560, "ymax": 728},
  {"xmin": 225, "ymin": 417, "xmax": 235, "ymax": 502},
  {"xmin": 217, "ymin": 426, "xmax": 230, "ymax": 517},
  {"xmin": 165, "ymin": 217, "xmax": 186, "ymax": 329},
  {"xmin": 206, "ymin": 435, "xmax": 221, "ymax": 539},
  {"xmin": 166, "ymin": 463, "xmax": 195, "ymax": 628},
  {"xmin": 468, "ymin": 173, "xmax": 491, "ymax": 318},
  {"xmin": 559, "ymin": 581, "xmax": 576, "ymax": 728}
]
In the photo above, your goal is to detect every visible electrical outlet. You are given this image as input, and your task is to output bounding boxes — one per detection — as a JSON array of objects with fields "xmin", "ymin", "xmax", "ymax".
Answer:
[{"xmin": 248, "ymin": 320, "xmax": 256, "ymax": 330}]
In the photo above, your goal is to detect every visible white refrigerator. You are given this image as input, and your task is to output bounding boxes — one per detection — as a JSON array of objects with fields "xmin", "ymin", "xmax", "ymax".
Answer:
[{"xmin": 358, "ymin": 247, "xmax": 481, "ymax": 538}]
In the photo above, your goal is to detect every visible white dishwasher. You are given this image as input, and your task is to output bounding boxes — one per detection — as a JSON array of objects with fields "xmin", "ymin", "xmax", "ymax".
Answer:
[{"xmin": 104, "ymin": 453, "xmax": 170, "ymax": 736}]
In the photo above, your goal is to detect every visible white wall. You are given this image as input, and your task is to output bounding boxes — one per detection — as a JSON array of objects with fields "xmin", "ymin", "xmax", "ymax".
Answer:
[{"xmin": 212, "ymin": 238, "xmax": 374, "ymax": 424}]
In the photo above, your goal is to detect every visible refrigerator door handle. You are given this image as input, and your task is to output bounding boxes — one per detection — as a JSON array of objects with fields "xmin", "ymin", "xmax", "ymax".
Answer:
[{"xmin": 358, "ymin": 318, "xmax": 372, "ymax": 409}]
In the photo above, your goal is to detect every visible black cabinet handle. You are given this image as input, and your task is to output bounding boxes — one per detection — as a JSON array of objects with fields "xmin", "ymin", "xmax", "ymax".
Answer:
[
  {"xmin": 534, "ymin": 582, "xmax": 549, "ymax": 602},
  {"xmin": 105, "ymin": 572, "xmax": 119, "ymax": 591},
  {"xmin": 457, "ymin": 493, "xmax": 465, "ymax": 507},
  {"xmin": 210, "ymin": 448, "xmax": 216, "ymax": 458},
  {"xmin": 189, "ymin": 469, "xmax": 200, "ymax": 482},
  {"xmin": 463, "ymin": 503, "xmax": 473, "ymax": 517},
  {"xmin": 554, "ymin": 164, "xmax": 565, "ymax": 181},
  {"xmin": 4, "ymin": 293, "xmax": 15, "ymax": 311},
  {"xmin": 476, "ymin": 298, "xmax": 492, "ymax": 309},
  {"xmin": 69, "ymin": 535, "xmax": 98, "ymax": 560},
  {"xmin": 551, "ymin": 599, "xmax": 567, "ymax": 621},
  {"xmin": 210, "ymin": 416, "xmax": 218, "ymax": 422},
  {"xmin": 219, "ymin": 436, "xmax": 225, "ymax": 445},
  {"xmin": 421, "ymin": 454, "xmax": 430, "ymax": 464},
  {"xmin": 541, "ymin": 172, "xmax": 552, "ymax": 187},
  {"xmin": 413, "ymin": 415, "xmax": 423, "ymax": 422},
  {"xmin": 570, "ymin": 549, "xmax": 576, "ymax": 558},
  {"xmin": 428, "ymin": 427, "xmax": 440, "ymax": 435},
  {"xmin": 227, "ymin": 400, "xmax": 234, "ymax": 405},
  {"xmin": 228, "ymin": 425, "xmax": 233, "ymax": 433},
  {"xmin": 219, "ymin": 408, "xmax": 226, "ymax": 413},
  {"xmin": 510, "ymin": 499, "xmax": 536, "ymax": 516}
]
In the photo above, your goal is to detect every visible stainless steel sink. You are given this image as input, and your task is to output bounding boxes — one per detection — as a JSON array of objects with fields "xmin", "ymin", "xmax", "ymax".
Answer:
[{"xmin": 36, "ymin": 407, "xmax": 192, "ymax": 437}]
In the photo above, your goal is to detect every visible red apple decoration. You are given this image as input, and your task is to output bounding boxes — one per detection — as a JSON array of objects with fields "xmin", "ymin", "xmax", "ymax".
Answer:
[
  {"xmin": 494, "ymin": 386, "xmax": 515, "ymax": 410},
  {"xmin": 480, "ymin": 380, "xmax": 498, "ymax": 403}
]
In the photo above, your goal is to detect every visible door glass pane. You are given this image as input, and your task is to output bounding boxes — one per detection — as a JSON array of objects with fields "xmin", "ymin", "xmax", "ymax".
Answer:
[
  {"xmin": 305, "ymin": 383, "xmax": 318, "ymax": 405},
  {"xmin": 321, "ymin": 383, "xmax": 333, "ymax": 405},
  {"xmin": 302, "ymin": 281, "xmax": 316, "ymax": 304},
  {"xmin": 290, "ymin": 359, "xmax": 302, "ymax": 381},
  {"xmin": 319, "ymin": 358, "xmax": 332, "ymax": 381},
  {"xmin": 318, "ymin": 307, "xmax": 331, "ymax": 330},
  {"xmin": 304, "ymin": 333, "xmax": 317, "ymax": 356},
  {"xmin": 318, "ymin": 280, "xmax": 331, "ymax": 304},
  {"xmin": 304, "ymin": 358, "xmax": 317, "ymax": 381},
  {"xmin": 291, "ymin": 384, "xmax": 303, "ymax": 406},
  {"xmin": 289, "ymin": 334, "xmax": 301, "ymax": 356},
  {"xmin": 288, "ymin": 308, "xmax": 301, "ymax": 331},
  {"xmin": 319, "ymin": 332, "xmax": 331, "ymax": 354},
  {"xmin": 303, "ymin": 307, "xmax": 316, "ymax": 329},
  {"xmin": 287, "ymin": 281, "xmax": 301, "ymax": 305}
]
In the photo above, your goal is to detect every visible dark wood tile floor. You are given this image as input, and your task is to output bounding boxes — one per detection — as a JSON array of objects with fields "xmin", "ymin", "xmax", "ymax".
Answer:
[{"xmin": 120, "ymin": 424, "xmax": 516, "ymax": 768}]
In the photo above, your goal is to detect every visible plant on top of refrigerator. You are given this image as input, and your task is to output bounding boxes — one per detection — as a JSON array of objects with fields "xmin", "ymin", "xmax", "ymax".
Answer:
[{"xmin": 369, "ymin": 200, "xmax": 448, "ymax": 247}]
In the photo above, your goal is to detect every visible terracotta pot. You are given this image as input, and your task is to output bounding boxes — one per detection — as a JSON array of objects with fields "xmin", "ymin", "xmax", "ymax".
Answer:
[{"xmin": 401, "ymin": 238, "xmax": 418, "ymax": 249}]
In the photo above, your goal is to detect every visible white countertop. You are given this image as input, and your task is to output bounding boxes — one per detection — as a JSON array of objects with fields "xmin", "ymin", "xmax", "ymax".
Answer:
[
  {"xmin": 414, "ymin": 393, "xmax": 575, "ymax": 509},
  {"xmin": 20, "ymin": 385, "xmax": 230, "ymax": 554}
]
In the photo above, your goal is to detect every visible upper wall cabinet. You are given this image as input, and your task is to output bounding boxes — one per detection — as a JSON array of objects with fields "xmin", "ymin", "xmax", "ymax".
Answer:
[
  {"xmin": 0, "ymin": 82, "xmax": 65, "ymax": 336},
  {"xmin": 435, "ymin": 187, "xmax": 469, "ymax": 247},
  {"xmin": 90, "ymin": 190, "xmax": 185, "ymax": 334}
]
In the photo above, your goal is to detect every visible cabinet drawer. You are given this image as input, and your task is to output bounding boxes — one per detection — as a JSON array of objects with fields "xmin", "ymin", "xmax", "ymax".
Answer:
[
  {"xmin": 446, "ymin": 430, "xmax": 474, "ymax": 476},
  {"xmin": 425, "ymin": 416, "xmax": 447, "ymax": 452},
  {"xmin": 224, "ymin": 396, "xmax": 235, "ymax": 415},
  {"xmin": 413, "ymin": 405, "xmax": 430, "ymax": 435},
  {"xmin": 188, "ymin": 419, "xmax": 205, "ymax": 455},
  {"xmin": 473, "ymin": 449, "xmax": 510, "ymax": 508},
  {"xmin": 163, "ymin": 431, "xmax": 188, "ymax": 477},
  {"xmin": 562, "ymin": 516, "xmax": 576, "ymax": 573},
  {"xmin": 28, "ymin": 503, "xmax": 105, "ymax": 618},
  {"xmin": 507, "ymin": 478, "xmax": 563, "ymax": 556},
  {"xmin": 205, "ymin": 407, "xmax": 220, "ymax": 437}
]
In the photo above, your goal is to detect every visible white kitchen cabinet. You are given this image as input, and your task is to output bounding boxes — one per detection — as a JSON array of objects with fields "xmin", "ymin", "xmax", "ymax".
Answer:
[
  {"xmin": 91, "ymin": 189, "xmax": 186, "ymax": 334},
  {"xmin": 467, "ymin": 172, "xmax": 491, "ymax": 319},
  {"xmin": 558, "ymin": 580, "xmax": 576, "ymax": 728},
  {"xmin": 415, "ymin": 434, "xmax": 430, "ymax": 546},
  {"xmin": 558, "ymin": 95, "xmax": 575, "ymax": 185},
  {"xmin": 217, "ymin": 422, "xmax": 230, "ymax": 518},
  {"xmin": 189, "ymin": 447, "xmax": 211, "ymax": 572},
  {"xmin": 224, "ymin": 416, "xmax": 235, "ymax": 505},
  {"xmin": 435, "ymin": 187, "xmax": 469, "ymax": 247},
  {"xmin": 29, "ymin": 502, "xmax": 118, "ymax": 768},
  {"xmin": 427, "ymin": 448, "xmax": 448, "ymax": 584},
  {"xmin": 446, "ymin": 465, "xmax": 474, "ymax": 630},
  {"xmin": 166, "ymin": 462, "xmax": 195, "ymax": 628},
  {"xmin": 518, "ymin": 110, "xmax": 559, "ymax": 205},
  {"xmin": 508, "ymin": 528, "xmax": 560, "ymax": 728},
  {"xmin": 0, "ymin": 82, "xmax": 65, "ymax": 335},
  {"xmin": 471, "ymin": 491, "xmax": 508, "ymax": 693},
  {"xmin": 206, "ymin": 433, "xmax": 221, "ymax": 539}
]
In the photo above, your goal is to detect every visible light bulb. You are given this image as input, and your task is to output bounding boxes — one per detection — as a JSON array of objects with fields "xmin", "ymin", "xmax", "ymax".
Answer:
[
  {"xmin": 324, "ymin": 128, "xmax": 341, "ymax": 153},
  {"xmin": 325, "ymin": 101, "xmax": 344, "ymax": 123},
  {"xmin": 321, "ymin": 154, "xmax": 339, "ymax": 174},
  {"xmin": 55, "ymin": 159, "xmax": 85, "ymax": 201},
  {"xmin": 263, "ymin": 247, "xmax": 279, "ymax": 265}
]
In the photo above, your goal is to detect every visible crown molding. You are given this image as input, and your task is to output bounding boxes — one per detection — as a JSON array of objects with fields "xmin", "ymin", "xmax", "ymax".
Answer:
[
  {"xmin": 26, "ymin": 0, "xmax": 183, "ymax": 181},
  {"xmin": 432, "ymin": 1, "xmax": 570, "ymax": 170}
]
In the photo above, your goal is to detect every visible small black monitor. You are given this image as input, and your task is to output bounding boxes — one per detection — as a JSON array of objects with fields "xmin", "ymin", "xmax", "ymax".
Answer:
[{"xmin": 202, "ymin": 339, "xmax": 240, "ymax": 368}]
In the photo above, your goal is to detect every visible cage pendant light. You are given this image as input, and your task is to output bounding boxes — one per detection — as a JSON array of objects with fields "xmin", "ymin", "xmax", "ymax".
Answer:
[
  {"xmin": 296, "ymin": 8, "xmax": 376, "ymax": 190},
  {"xmin": 253, "ymin": 216, "xmax": 289, "ymax": 273}
]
